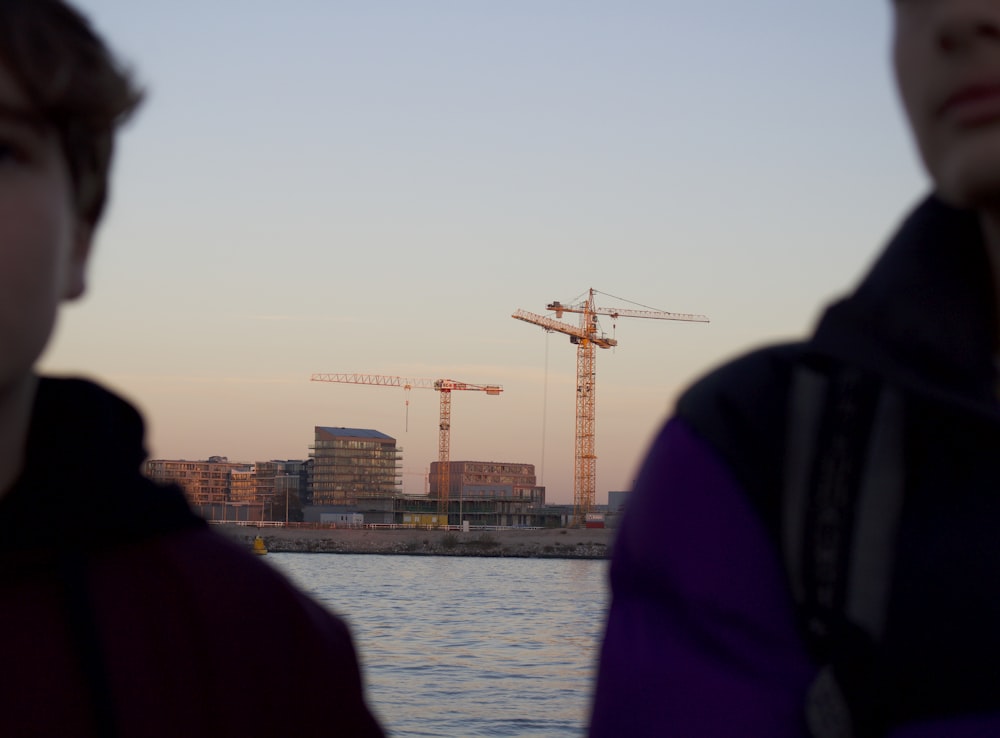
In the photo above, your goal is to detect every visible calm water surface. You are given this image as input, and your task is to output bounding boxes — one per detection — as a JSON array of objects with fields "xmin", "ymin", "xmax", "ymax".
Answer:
[{"xmin": 269, "ymin": 553, "xmax": 609, "ymax": 737}]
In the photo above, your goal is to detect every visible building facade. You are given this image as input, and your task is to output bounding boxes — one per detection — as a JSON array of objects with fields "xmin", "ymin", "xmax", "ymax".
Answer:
[
  {"xmin": 395, "ymin": 495, "xmax": 557, "ymax": 528},
  {"xmin": 145, "ymin": 456, "xmax": 249, "ymax": 511},
  {"xmin": 607, "ymin": 490, "xmax": 630, "ymax": 513},
  {"xmin": 310, "ymin": 427, "xmax": 402, "ymax": 505},
  {"xmin": 256, "ymin": 460, "xmax": 308, "ymax": 521},
  {"xmin": 146, "ymin": 457, "xmax": 311, "ymax": 522},
  {"xmin": 428, "ymin": 460, "xmax": 544, "ymax": 505},
  {"xmin": 230, "ymin": 467, "xmax": 256, "ymax": 503}
]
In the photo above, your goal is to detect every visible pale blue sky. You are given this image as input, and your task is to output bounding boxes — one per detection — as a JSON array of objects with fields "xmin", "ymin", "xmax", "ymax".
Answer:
[{"xmin": 42, "ymin": 1, "xmax": 927, "ymax": 502}]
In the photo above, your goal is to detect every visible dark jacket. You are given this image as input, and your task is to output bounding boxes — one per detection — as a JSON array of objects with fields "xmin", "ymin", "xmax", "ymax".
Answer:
[
  {"xmin": 0, "ymin": 377, "xmax": 385, "ymax": 738},
  {"xmin": 590, "ymin": 197, "xmax": 1000, "ymax": 737}
]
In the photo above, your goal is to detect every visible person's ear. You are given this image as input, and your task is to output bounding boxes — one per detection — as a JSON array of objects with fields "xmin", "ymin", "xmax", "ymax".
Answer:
[{"xmin": 62, "ymin": 220, "xmax": 93, "ymax": 301}]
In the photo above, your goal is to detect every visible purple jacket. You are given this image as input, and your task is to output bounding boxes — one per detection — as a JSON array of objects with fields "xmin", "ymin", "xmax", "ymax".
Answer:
[
  {"xmin": 591, "ymin": 197, "xmax": 1000, "ymax": 737},
  {"xmin": 590, "ymin": 418, "xmax": 815, "ymax": 736}
]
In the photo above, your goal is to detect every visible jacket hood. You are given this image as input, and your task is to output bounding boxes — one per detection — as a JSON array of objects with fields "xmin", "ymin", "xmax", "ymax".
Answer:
[
  {"xmin": 811, "ymin": 195, "xmax": 998, "ymax": 410},
  {"xmin": 0, "ymin": 377, "xmax": 203, "ymax": 553}
]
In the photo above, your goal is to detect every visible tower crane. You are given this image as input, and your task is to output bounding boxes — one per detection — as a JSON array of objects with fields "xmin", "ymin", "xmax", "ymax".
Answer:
[
  {"xmin": 310, "ymin": 373, "xmax": 502, "ymax": 514},
  {"xmin": 512, "ymin": 288, "xmax": 708, "ymax": 526}
]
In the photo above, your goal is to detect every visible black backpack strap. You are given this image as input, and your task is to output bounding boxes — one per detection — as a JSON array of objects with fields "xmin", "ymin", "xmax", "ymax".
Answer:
[
  {"xmin": 60, "ymin": 551, "xmax": 119, "ymax": 738},
  {"xmin": 783, "ymin": 362, "xmax": 906, "ymax": 738}
]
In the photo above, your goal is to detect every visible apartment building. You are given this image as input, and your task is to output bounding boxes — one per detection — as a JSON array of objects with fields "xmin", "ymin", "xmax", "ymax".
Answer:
[
  {"xmin": 145, "ymin": 456, "xmax": 249, "ymax": 508},
  {"xmin": 428, "ymin": 460, "xmax": 544, "ymax": 504},
  {"xmin": 310, "ymin": 427, "xmax": 402, "ymax": 505}
]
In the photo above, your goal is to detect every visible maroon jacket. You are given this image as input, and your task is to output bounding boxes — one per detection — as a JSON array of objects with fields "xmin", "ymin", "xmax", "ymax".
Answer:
[{"xmin": 0, "ymin": 377, "xmax": 385, "ymax": 738}]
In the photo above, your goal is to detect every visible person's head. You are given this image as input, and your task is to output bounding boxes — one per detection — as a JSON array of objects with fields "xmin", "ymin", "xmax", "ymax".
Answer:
[
  {"xmin": 893, "ymin": 0, "xmax": 1000, "ymax": 210},
  {"xmin": 0, "ymin": 0, "xmax": 142, "ymax": 230},
  {"xmin": 0, "ymin": 0, "xmax": 140, "ymax": 394}
]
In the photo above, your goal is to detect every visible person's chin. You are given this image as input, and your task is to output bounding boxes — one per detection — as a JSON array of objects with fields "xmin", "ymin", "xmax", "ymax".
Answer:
[{"xmin": 934, "ymin": 139, "xmax": 1000, "ymax": 210}]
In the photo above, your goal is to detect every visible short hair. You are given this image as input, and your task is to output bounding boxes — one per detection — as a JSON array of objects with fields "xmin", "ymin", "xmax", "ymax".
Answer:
[{"xmin": 0, "ymin": 0, "xmax": 143, "ymax": 226}]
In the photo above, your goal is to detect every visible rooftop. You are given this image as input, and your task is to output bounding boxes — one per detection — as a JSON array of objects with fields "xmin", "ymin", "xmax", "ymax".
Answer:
[{"xmin": 315, "ymin": 426, "xmax": 395, "ymax": 441}]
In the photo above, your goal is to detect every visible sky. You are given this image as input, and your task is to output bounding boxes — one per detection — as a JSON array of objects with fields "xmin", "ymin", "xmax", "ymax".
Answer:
[{"xmin": 42, "ymin": 1, "xmax": 928, "ymax": 504}]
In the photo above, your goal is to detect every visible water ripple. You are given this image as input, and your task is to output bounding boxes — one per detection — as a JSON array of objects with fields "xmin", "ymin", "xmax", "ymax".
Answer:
[{"xmin": 269, "ymin": 553, "xmax": 609, "ymax": 737}]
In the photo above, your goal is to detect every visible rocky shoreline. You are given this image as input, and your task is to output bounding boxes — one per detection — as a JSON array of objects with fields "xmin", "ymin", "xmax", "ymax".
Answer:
[{"xmin": 214, "ymin": 524, "xmax": 615, "ymax": 560}]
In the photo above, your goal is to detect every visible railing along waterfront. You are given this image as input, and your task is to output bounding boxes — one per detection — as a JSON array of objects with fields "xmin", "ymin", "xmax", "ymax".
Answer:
[{"xmin": 209, "ymin": 520, "xmax": 545, "ymax": 532}]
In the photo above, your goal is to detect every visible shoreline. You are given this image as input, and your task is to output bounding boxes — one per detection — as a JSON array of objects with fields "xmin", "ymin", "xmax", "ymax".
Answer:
[{"xmin": 214, "ymin": 524, "xmax": 615, "ymax": 560}]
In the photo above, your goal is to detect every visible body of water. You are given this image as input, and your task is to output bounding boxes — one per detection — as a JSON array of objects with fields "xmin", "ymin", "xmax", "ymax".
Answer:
[{"xmin": 269, "ymin": 553, "xmax": 609, "ymax": 737}]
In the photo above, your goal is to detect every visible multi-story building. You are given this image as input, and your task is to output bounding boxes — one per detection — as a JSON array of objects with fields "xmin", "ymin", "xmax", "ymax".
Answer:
[
  {"xmin": 145, "ymin": 456, "xmax": 243, "ymax": 506},
  {"xmin": 310, "ymin": 427, "xmax": 402, "ymax": 505},
  {"xmin": 428, "ymin": 460, "xmax": 544, "ymax": 504},
  {"xmin": 229, "ymin": 466, "xmax": 256, "ymax": 503},
  {"xmin": 416, "ymin": 461, "xmax": 546, "ymax": 527},
  {"xmin": 255, "ymin": 460, "xmax": 301, "ymax": 499},
  {"xmin": 395, "ymin": 494, "xmax": 554, "ymax": 528},
  {"xmin": 147, "ymin": 456, "xmax": 314, "ymax": 522},
  {"xmin": 257, "ymin": 460, "xmax": 308, "ymax": 522},
  {"xmin": 299, "ymin": 458, "xmax": 314, "ymax": 506},
  {"xmin": 607, "ymin": 490, "xmax": 630, "ymax": 513}
]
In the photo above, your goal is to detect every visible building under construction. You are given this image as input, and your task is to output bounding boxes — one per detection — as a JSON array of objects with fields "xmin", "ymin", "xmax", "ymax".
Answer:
[
  {"xmin": 310, "ymin": 427, "xmax": 402, "ymax": 505},
  {"xmin": 428, "ymin": 460, "xmax": 544, "ymax": 504},
  {"xmin": 392, "ymin": 460, "xmax": 545, "ymax": 527},
  {"xmin": 146, "ymin": 457, "xmax": 310, "ymax": 522},
  {"xmin": 144, "ymin": 456, "xmax": 252, "ymax": 519}
]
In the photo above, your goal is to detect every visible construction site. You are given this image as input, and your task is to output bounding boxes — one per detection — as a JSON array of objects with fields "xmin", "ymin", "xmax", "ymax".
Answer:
[{"xmin": 148, "ymin": 288, "xmax": 706, "ymax": 530}]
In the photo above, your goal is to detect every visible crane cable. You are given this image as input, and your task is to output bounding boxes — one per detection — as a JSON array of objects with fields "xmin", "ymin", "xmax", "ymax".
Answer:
[{"xmin": 540, "ymin": 330, "xmax": 549, "ymax": 487}]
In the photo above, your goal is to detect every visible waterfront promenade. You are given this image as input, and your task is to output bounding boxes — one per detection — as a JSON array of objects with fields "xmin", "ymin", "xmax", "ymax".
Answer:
[{"xmin": 215, "ymin": 524, "xmax": 615, "ymax": 559}]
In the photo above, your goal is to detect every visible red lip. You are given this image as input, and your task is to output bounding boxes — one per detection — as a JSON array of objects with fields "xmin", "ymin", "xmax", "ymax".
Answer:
[{"xmin": 938, "ymin": 82, "xmax": 1000, "ymax": 125}]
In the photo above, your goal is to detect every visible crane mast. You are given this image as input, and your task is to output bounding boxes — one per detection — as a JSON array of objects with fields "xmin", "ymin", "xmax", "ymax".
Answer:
[
  {"xmin": 513, "ymin": 288, "xmax": 708, "ymax": 526},
  {"xmin": 310, "ymin": 373, "xmax": 502, "ymax": 515}
]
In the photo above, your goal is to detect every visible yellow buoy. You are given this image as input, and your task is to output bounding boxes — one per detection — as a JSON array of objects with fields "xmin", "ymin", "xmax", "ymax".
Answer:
[{"xmin": 252, "ymin": 535, "xmax": 268, "ymax": 555}]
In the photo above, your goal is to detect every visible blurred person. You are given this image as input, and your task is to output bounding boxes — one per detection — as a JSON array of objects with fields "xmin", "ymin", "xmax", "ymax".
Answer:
[
  {"xmin": 591, "ymin": 2, "xmax": 1000, "ymax": 736},
  {"xmin": 0, "ymin": 1, "xmax": 384, "ymax": 735}
]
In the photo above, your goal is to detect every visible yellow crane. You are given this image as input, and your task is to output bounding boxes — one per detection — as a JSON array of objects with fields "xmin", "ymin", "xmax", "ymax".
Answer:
[
  {"xmin": 310, "ymin": 373, "xmax": 503, "ymax": 514},
  {"xmin": 513, "ymin": 288, "xmax": 708, "ymax": 526}
]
